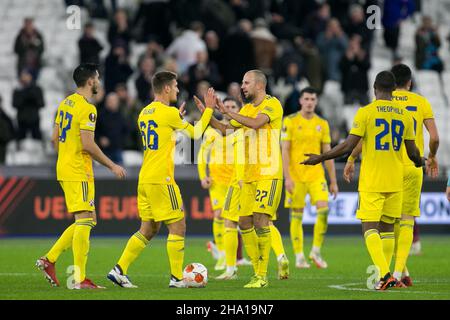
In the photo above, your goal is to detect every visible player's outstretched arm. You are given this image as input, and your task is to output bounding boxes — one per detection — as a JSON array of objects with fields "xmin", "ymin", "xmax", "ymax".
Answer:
[
  {"xmin": 80, "ymin": 130, "xmax": 126, "ymax": 179},
  {"xmin": 302, "ymin": 134, "xmax": 361, "ymax": 165},
  {"xmin": 322, "ymin": 143, "xmax": 338, "ymax": 199},
  {"xmin": 424, "ymin": 118, "xmax": 440, "ymax": 177},
  {"xmin": 343, "ymin": 140, "xmax": 362, "ymax": 183},
  {"xmin": 193, "ymin": 95, "xmax": 235, "ymax": 136},
  {"xmin": 404, "ymin": 139, "xmax": 425, "ymax": 168},
  {"xmin": 197, "ymin": 135, "xmax": 212, "ymax": 189}
]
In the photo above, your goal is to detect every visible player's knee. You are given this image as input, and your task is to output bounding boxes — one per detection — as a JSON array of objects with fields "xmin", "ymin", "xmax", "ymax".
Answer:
[
  {"xmin": 238, "ymin": 218, "xmax": 253, "ymax": 230},
  {"xmin": 316, "ymin": 202, "xmax": 328, "ymax": 210},
  {"xmin": 168, "ymin": 218, "xmax": 186, "ymax": 237}
]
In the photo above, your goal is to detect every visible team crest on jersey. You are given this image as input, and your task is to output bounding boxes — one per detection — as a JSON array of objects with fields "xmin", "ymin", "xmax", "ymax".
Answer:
[
  {"xmin": 89, "ymin": 199, "xmax": 94, "ymax": 207},
  {"xmin": 316, "ymin": 125, "xmax": 322, "ymax": 132},
  {"xmin": 213, "ymin": 199, "xmax": 219, "ymax": 206},
  {"xmin": 89, "ymin": 113, "xmax": 96, "ymax": 122}
]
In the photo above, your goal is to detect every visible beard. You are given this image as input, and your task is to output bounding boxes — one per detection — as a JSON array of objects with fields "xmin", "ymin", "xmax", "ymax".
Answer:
[{"xmin": 242, "ymin": 92, "xmax": 253, "ymax": 103}]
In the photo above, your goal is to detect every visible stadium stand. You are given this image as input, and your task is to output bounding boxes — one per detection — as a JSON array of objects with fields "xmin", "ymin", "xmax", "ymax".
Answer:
[{"xmin": 0, "ymin": 0, "xmax": 448, "ymax": 171}]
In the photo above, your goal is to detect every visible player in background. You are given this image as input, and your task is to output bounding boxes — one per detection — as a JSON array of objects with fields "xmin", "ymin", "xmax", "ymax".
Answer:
[
  {"xmin": 107, "ymin": 71, "xmax": 215, "ymax": 288},
  {"xmin": 281, "ymin": 87, "xmax": 338, "ymax": 269},
  {"xmin": 36, "ymin": 63, "xmax": 126, "ymax": 289},
  {"xmin": 344, "ymin": 64, "xmax": 439, "ymax": 286},
  {"xmin": 206, "ymin": 70, "xmax": 288, "ymax": 288},
  {"xmin": 197, "ymin": 97, "xmax": 245, "ymax": 271},
  {"xmin": 303, "ymin": 71, "xmax": 425, "ymax": 290}
]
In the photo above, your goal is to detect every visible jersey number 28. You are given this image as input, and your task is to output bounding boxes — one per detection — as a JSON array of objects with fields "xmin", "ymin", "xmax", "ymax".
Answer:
[{"xmin": 375, "ymin": 118, "xmax": 404, "ymax": 151}]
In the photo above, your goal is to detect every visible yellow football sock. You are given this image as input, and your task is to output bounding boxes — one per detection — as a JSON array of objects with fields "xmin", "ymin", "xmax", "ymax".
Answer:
[
  {"xmin": 394, "ymin": 220, "xmax": 414, "ymax": 275},
  {"xmin": 46, "ymin": 223, "xmax": 75, "ymax": 263},
  {"xmin": 270, "ymin": 225, "xmax": 285, "ymax": 257},
  {"xmin": 256, "ymin": 227, "xmax": 271, "ymax": 278},
  {"xmin": 312, "ymin": 208, "xmax": 329, "ymax": 249},
  {"xmin": 117, "ymin": 231, "xmax": 149, "ymax": 275},
  {"xmin": 364, "ymin": 229, "xmax": 389, "ymax": 277},
  {"xmin": 290, "ymin": 211, "xmax": 304, "ymax": 254},
  {"xmin": 241, "ymin": 227, "xmax": 259, "ymax": 274},
  {"xmin": 394, "ymin": 219, "xmax": 400, "ymax": 250},
  {"xmin": 213, "ymin": 218, "xmax": 225, "ymax": 253},
  {"xmin": 73, "ymin": 218, "xmax": 96, "ymax": 283},
  {"xmin": 224, "ymin": 227, "xmax": 238, "ymax": 268},
  {"xmin": 167, "ymin": 234, "xmax": 185, "ymax": 280},
  {"xmin": 380, "ymin": 231, "xmax": 395, "ymax": 268}
]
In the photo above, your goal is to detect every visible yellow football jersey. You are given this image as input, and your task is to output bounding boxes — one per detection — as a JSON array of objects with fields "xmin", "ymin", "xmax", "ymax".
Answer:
[
  {"xmin": 54, "ymin": 93, "xmax": 97, "ymax": 182},
  {"xmin": 350, "ymin": 99, "xmax": 415, "ymax": 192},
  {"xmin": 230, "ymin": 95, "xmax": 283, "ymax": 182},
  {"xmin": 281, "ymin": 112, "xmax": 331, "ymax": 182},
  {"xmin": 138, "ymin": 101, "xmax": 212, "ymax": 184},
  {"xmin": 197, "ymin": 126, "xmax": 235, "ymax": 186},
  {"xmin": 392, "ymin": 90, "xmax": 434, "ymax": 166}
]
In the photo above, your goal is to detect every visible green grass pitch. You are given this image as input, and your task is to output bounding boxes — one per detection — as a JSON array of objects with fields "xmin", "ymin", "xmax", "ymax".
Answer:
[{"xmin": 1, "ymin": 236, "xmax": 449, "ymax": 300}]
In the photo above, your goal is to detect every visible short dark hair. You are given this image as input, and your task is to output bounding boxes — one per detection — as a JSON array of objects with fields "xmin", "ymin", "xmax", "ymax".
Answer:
[
  {"xmin": 223, "ymin": 96, "xmax": 242, "ymax": 108},
  {"xmin": 246, "ymin": 70, "xmax": 267, "ymax": 87},
  {"xmin": 374, "ymin": 71, "xmax": 396, "ymax": 92},
  {"xmin": 73, "ymin": 63, "xmax": 98, "ymax": 87},
  {"xmin": 151, "ymin": 71, "xmax": 177, "ymax": 94},
  {"xmin": 391, "ymin": 63, "xmax": 412, "ymax": 87},
  {"xmin": 299, "ymin": 87, "xmax": 318, "ymax": 98}
]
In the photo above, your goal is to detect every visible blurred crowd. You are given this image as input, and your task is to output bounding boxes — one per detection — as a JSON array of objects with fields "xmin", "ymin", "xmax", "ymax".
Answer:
[{"xmin": 2, "ymin": 0, "xmax": 444, "ymax": 165}]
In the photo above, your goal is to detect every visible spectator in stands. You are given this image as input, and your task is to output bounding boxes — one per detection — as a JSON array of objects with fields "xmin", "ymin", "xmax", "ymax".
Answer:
[
  {"xmin": 12, "ymin": 70, "xmax": 45, "ymax": 145},
  {"xmin": 166, "ymin": 21, "xmax": 207, "ymax": 74},
  {"xmin": 292, "ymin": 36, "xmax": 323, "ymax": 93},
  {"xmin": 78, "ymin": 22, "xmax": 103, "ymax": 64},
  {"xmin": 186, "ymin": 81, "xmax": 210, "ymax": 122},
  {"xmin": 339, "ymin": 35, "xmax": 370, "ymax": 105},
  {"xmin": 304, "ymin": 3, "xmax": 331, "ymax": 42},
  {"xmin": 269, "ymin": 0, "xmax": 318, "ymax": 39},
  {"xmin": 0, "ymin": 96, "xmax": 15, "ymax": 164},
  {"xmin": 104, "ymin": 43, "xmax": 134, "ymax": 93},
  {"xmin": 250, "ymin": 18, "xmax": 277, "ymax": 74},
  {"xmin": 134, "ymin": 0, "xmax": 172, "ymax": 46},
  {"xmin": 204, "ymin": 30, "xmax": 223, "ymax": 69},
  {"xmin": 108, "ymin": 8, "xmax": 132, "ymax": 54},
  {"xmin": 227, "ymin": 82, "xmax": 243, "ymax": 104},
  {"xmin": 115, "ymin": 83, "xmax": 141, "ymax": 151},
  {"xmin": 139, "ymin": 38, "xmax": 165, "ymax": 68},
  {"xmin": 13, "ymin": 18, "xmax": 44, "ymax": 80},
  {"xmin": 230, "ymin": 0, "xmax": 266, "ymax": 21},
  {"xmin": 97, "ymin": 92, "xmax": 128, "ymax": 165},
  {"xmin": 221, "ymin": 19, "xmax": 255, "ymax": 85},
  {"xmin": 316, "ymin": 18, "xmax": 348, "ymax": 82},
  {"xmin": 382, "ymin": 0, "xmax": 415, "ymax": 60},
  {"xmin": 415, "ymin": 16, "xmax": 443, "ymax": 73},
  {"xmin": 135, "ymin": 57, "xmax": 155, "ymax": 105},
  {"xmin": 186, "ymin": 51, "xmax": 221, "ymax": 97},
  {"xmin": 283, "ymin": 62, "xmax": 310, "ymax": 116},
  {"xmin": 344, "ymin": 4, "xmax": 374, "ymax": 53}
]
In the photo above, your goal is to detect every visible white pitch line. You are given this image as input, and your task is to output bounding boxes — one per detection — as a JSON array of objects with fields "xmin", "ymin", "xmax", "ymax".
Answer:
[{"xmin": 328, "ymin": 282, "xmax": 448, "ymax": 295}]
